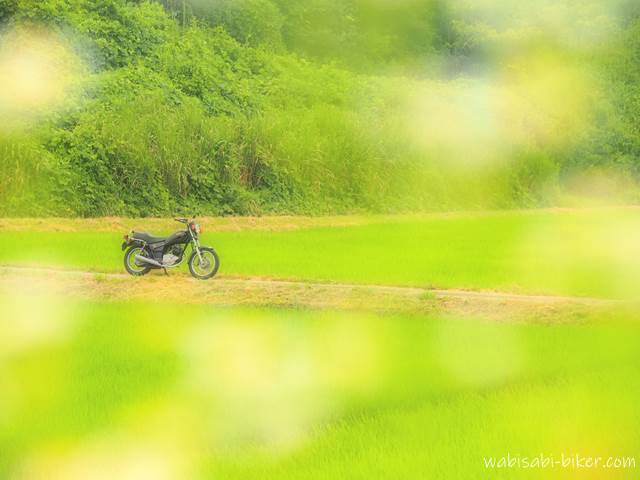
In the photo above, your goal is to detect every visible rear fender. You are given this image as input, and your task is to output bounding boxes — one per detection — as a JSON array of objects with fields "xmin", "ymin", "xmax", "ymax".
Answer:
[{"xmin": 121, "ymin": 238, "xmax": 146, "ymax": 251}]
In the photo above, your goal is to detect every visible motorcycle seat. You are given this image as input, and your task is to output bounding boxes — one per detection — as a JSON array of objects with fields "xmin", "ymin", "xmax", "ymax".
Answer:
[{"xmin": 132, "ymin": 232, "xmax": 167, "ymax": 244}]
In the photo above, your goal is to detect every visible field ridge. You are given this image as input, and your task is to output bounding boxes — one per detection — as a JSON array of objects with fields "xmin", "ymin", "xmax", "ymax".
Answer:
[{"xmin": 0, "ymin": 265, "xmax": 626, "ymax": 323}]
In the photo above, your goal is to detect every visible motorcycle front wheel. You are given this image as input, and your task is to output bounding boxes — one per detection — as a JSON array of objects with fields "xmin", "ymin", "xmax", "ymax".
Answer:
[{"xmin": 188, "ymin": 247, "xmax": 220, "ymax": 280}]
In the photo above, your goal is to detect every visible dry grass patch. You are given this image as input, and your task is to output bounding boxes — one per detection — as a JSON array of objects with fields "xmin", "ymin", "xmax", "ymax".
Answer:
[{"xmin": 0, "ymin": 215, "xmax": 379, "ymax": 233}]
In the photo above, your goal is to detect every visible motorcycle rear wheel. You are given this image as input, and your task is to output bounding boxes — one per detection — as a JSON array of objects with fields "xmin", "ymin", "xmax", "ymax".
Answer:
[{"xmin": 124, "ymin": 246, "xmax": 152, "ymax": 276}]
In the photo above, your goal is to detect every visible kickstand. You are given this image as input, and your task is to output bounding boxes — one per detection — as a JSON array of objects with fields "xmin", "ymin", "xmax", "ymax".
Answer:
[{"xmin": 163, "ymin": 267, "xmax": 168, "ymax": 276}]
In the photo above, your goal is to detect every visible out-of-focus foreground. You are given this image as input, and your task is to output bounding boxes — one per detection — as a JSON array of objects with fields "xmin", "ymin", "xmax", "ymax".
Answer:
[{"xmin": 1, "ymin": 290, "xmax": 639, "ymax": 479}]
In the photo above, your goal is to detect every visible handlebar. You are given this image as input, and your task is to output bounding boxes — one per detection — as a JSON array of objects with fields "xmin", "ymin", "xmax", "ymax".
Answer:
[{"xmin": 175, "ymin": 218, "xmax": 189, "ymax": 224}]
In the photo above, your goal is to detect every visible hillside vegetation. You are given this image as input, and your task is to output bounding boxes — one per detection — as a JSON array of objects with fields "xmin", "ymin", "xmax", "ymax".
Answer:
[{"xmin": 1, "ymin": 0, "xmax": 639, "ymax": 216}]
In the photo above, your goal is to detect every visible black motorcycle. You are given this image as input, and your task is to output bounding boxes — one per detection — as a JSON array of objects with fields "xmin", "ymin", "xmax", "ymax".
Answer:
[{"xmin": 121, "ymin": 218, "xmax": 219, "ymax": 280}]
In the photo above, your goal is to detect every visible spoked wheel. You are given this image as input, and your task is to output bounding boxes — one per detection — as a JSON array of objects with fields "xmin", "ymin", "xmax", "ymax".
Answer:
[
  {"xmin": 188, "ymin": 247, "xmax": 220, "ymax": 280},
  {"xmin": 124, "ymin": 246, "xmax": 151, "ymax": 276}
]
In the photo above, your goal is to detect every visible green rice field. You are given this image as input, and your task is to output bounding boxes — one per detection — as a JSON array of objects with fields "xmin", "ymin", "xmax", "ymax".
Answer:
[{"xmin": 2, "ymin": 209, "xmax": 640, "ymax": 298}]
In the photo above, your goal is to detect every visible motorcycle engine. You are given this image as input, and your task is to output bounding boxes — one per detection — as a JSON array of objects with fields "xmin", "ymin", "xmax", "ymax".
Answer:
[
  {"xmin": 162, "ymin": 246, "xmax": 183, "ymax": 266},
  {"xmin": 162, "ymin": 253, "xmax": 179, "ymax": 265}
]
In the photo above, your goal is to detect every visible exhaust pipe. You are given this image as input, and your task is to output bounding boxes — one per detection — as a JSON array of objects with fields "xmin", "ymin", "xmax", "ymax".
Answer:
[{"xmin": 135, "ymin": 254, "xmax": 164, "ymax": 268}]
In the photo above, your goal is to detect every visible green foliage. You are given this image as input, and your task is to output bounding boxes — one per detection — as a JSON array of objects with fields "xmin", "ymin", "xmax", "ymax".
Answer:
[
  {"xmin": 0, "ymin": 0, "xmax": 639, "ymax": 216},
  {"xmin": 190, "ymin": 0, "xmax": 284, "ymax": 50},
  {"xmin": 12, "ymin": 0, "xmax": 175, "ymax": 68},
  {"xmin": 0, "ymin": 134, "xmax": 66, "ymax": 216},
  {"xmin": 270, "ymin": 0, "xmax": 452, "ymax": 71},
  {"xmin": 154, "ymin": 25, "xmax": 267, "ymax": 115},
  {"xmin": 0, "ymin": 0, "xmax": 17, "ymax": 21}
]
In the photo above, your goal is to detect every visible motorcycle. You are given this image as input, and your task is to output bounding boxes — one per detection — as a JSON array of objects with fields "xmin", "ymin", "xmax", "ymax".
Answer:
[{"xmin": 121, "ymin": 218, "xmax": 219, "ymax": 280}]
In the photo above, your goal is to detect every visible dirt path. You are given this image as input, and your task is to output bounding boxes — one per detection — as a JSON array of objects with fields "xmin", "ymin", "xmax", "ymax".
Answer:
[{"xmin": 0, "ymin": 265, "xmax": 628, "ymax": 322}]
